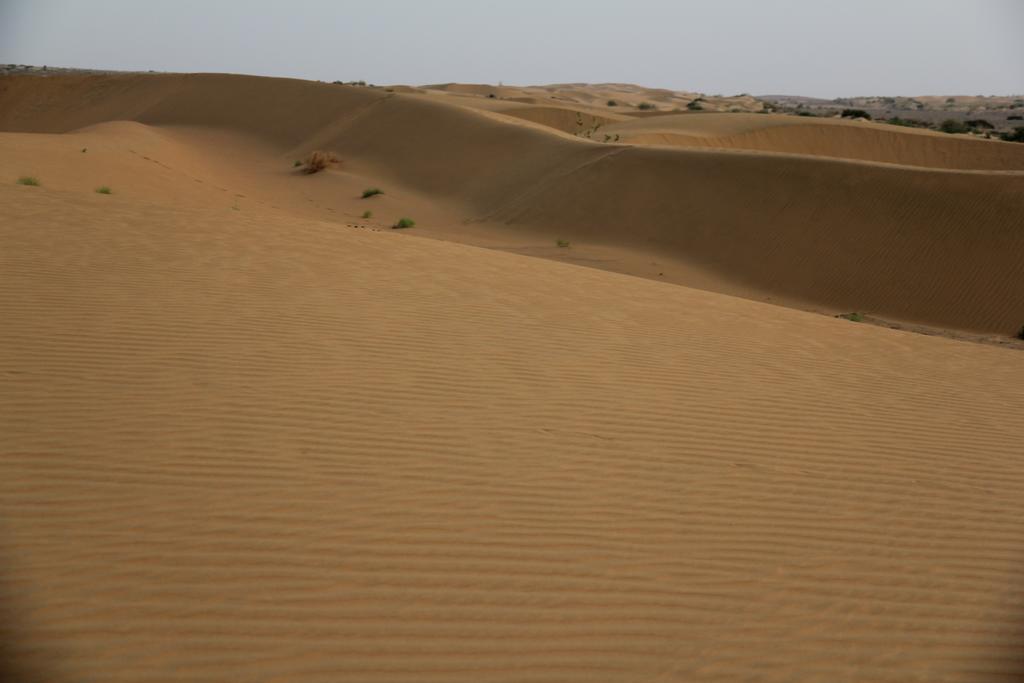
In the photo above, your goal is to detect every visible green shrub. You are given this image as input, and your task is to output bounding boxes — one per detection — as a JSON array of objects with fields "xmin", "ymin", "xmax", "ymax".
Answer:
[
  {"xmin": 392, "ymin": 217, "xmax": 415, "ymax": 229},
  {"xmin": 686, "ymin": 99, "xmax": 703, "ymax": 111},
  {"xmin": 841, "ymin": 108, "xmax": 872, "ymax": 120},
  {"xmin": 556, "ymin": 239, "xmax": 570, "ymax": 248},
  {"xmin": 939, "ymin": 119, "xmax": 969, "ymax": 134},
  {"xmin": 607, "ymin": 99, "xmax": 617, "ymax": 107},
  {"xmin": 796, "ymin": 111, "xmax": 816, "ymax": 117},
  {"xmin": 362, "ymin": 187, "xmax": 383, "ymax": 198},
  {"xmin": 16, "ymin": 176, "xmax": 39, "ymax": 186},
  {"xmin": 638, "ymin": 102, "xmax": 656, "ymax": 111},
  {"xmin": 839, "ymin": 312, "xmax": 864, "ymax": 323},
  {"xmin": 293, "ymin": 160, "xmax": 302, "ymax": 167},
  {"xmin": 885, "ymin": 117, "xmax": 931, "ymax": 128},
  {"xmin": 1000, "ymin": 127, "xmax": 1024, "ymax": 142},
  {"xmin": 95, "ymin": 186, "xmax": 112, "ymax": 194}
]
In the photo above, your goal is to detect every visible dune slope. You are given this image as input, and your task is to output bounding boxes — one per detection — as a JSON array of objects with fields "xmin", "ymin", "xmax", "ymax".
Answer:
[
  {"xmin": 2, "ymin": 182, "xmax": 1024, "ymax": 682},
  {"xmin": 600, "ymin": 113, "xmax": 1024, "ymax": 171},
  {"xmin": 2, "ymin": 73, "xmax": 1023, "ymax": 335}
]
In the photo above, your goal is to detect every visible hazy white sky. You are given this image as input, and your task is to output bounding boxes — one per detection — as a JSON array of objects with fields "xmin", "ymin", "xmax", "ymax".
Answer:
[{"xmin": 1, "ymin": 0, "xmax": 1021, "ymax": 97}]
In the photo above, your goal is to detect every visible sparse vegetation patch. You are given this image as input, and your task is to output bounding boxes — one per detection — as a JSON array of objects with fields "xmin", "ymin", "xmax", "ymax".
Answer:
[
  {"xmin": 638, "ymin": 102, "xmax": 656, "ymax": 111},
  {"xmin": 556, "ymin": 239, "xmax": 570, "ymax": 248},
  {"xmin": 301, "ymin": 151, "xmax": 340, "ymax": 174},
  {"xmin": 362, "ymin": 210, "xmax": 372, "ymax": 219},
  {"xmin": 392, "ymin": 217, "xmax": 415, "ymax": 229},
  {"xmin": 1000, "ymin": 127, "xmax": 1024, "ymax": 143},
  {"xmin": 16, "ymin": 176, "xmax": 39, "ymax": 186},
  {"xmin": 362, "ymin": 187, "xmax": 383, "ymax": 199},
  {"xmin": 885, "ymin": 117, "xmax": 931, "ymax": 128},
  {"xmin": 95, "ymin": 186, "xmax": 112, "ymax": 194},
  {"xmin": 839, "ymin": 312, "xmax": 864, "ymax": 323}
]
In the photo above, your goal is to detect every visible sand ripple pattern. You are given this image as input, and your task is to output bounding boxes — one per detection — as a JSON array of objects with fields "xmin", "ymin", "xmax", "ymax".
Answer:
[{"xmin": 2, "ymin": 187, "xmax": 1024, "ymax": 682}]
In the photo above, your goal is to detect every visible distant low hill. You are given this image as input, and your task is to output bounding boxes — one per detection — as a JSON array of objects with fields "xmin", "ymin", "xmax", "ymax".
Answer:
[{"xmin": 760, "ymin": 92, "xmax": 1024, "ymax": 133}]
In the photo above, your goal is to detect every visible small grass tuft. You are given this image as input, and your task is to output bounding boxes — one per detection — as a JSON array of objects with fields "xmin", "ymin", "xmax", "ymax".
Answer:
[
  {"xmin": 16, "ymin": 176, "xmax": 40, "ymax": 186},
  {"xmin": 392, "ymin": 217, "xmax": 415, "ymax": 229},
  {"xmin": 362, "ymin": 187, "xmax": 383, "ymax": 199},
  {"xmin": 838, "ymin": 312, "xmax": 864, "ymax": 323},
  {"xmin": 556, "ymin": 239, "xmax": 570, "ymax": 248},
  {"xmin": 95, "ymin": 186, "xmax": 112, "ymax": 195},
  {"xmin": 362, "ymin": 210, "xmax": 373, "ymax": 219},
  {"xmin": 293, "ymin": 160, "xmax": 302, "ymax": 167}
]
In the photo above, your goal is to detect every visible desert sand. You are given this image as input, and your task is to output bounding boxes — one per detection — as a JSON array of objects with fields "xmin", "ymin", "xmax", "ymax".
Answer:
[{"xmin": 2, "ymin": 73, "xmax": 1024, "ymax": 682}]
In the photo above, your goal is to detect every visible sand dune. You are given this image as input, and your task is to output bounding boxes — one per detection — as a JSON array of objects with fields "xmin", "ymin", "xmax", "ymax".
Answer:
[
  {"xmin": 473, "ymin": 103, "xmax": 626, "ymax": 135},
  {"xmin": 599, "ymin": 113, "xmax": 1024, "ymax": 170},
  {"xmin": 422, "ymin": 81, "xmax": 763, "ymax": 113},
  {"xmin": 5, "ymin": 73, "xmax": 1023, "ymax": 336},
  {"xmin": 3, "ymin": 71, "xmax": 1024, "ymax": 682},
  {"xmin": 3, "ymin": 173, "xmax": 1024, "ymax": 682}
]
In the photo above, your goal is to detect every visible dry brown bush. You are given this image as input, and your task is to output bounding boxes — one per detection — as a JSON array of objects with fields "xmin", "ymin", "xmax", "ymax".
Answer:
[{"xmin": 302, "ymin": 151, "xmax": 340, "ymax": 174}]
